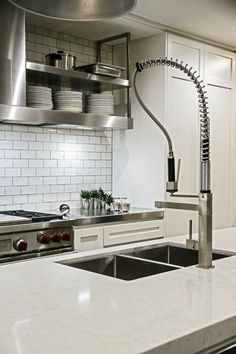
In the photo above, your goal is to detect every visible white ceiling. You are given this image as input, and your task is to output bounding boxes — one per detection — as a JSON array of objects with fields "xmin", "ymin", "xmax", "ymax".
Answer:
[
  {"xmin": 26, "ymin": 12, "xmax": 161, "ymax": 41},
  {"xmin": 26, "ymin": 0, "xmax": 236, "ymax": 49},
  {"xmin": 132, "ymin": 0, "xmax": 236, "ymax": 49}
]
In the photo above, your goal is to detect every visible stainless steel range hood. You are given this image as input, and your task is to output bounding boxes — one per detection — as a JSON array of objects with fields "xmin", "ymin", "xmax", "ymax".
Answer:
[
  {"xmin": 0, "ymin": 1, "xmax": 26, "ymax": 107},
  {"xmin": 0, "ymin": 103, "xmax": 133, "ymax": 130},
  {"xmin": 0, "ymin": 0, "xmax": 133, "ymax": 130}
]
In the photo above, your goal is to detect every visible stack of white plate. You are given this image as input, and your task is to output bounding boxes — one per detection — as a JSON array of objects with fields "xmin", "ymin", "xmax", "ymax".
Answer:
[
  {"xmin": 53, "ymin": 91, "xmax": 83, "ymax": 112},
  {"xmin": 85, "ymin": 92, "xmax": 114, "ymax": 115},
  {"xmin": 27, "ymin": 86, "xmax": 53, "ymax": 109}
]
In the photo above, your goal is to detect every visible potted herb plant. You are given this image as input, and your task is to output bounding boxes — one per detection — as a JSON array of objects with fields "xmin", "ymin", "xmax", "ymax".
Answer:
[
  {"xmin": 105, "ymin": 193, "xmax": 114, "ymax": 211},
  {"xmin": 80, "ymin": 189, "xmax": 90, "ymax": 210},
  {"xmin": 98, "ymin": 187, "xmax": 106, "ymax": 209},
  {"xmin": 90, "ymin": 189, "xmax": 100, "ymax": 209}
]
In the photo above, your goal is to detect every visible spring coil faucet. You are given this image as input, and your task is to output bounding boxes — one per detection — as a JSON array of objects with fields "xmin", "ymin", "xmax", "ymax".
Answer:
[{"xmin": 132, "ymin": 57, "xmax": 213, "ymax": 269}]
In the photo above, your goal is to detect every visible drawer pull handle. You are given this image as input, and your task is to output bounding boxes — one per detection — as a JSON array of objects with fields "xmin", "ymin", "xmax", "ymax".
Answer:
[
  {"xmin": 110, "ymin": 226, "xmax": 160, "ymax": 237},
  {"xmin": 81, "ymin": 235, "xmax": 98, "ymax": 242}
]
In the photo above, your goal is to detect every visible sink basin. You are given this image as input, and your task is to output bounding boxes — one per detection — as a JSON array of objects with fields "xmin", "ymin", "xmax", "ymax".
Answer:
[
  {"xmin": 122, "ymin": 244, "xmax": 232, "ymax": 267},
  {"xmin": 60, "ymin": 254, "xmax": 180, "ymax": 281},
  {"xmin": 59, "ymin": 243, "xmax": 234, "ymax": 281}
]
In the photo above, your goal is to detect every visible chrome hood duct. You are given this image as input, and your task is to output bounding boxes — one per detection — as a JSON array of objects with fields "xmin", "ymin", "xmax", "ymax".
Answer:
[{"xmin": 0, "ymin": 0, "xmax": 25, "ymax": 107}]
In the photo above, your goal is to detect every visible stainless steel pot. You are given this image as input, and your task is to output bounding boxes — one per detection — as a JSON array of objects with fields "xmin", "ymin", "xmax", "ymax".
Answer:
[{"xmin": 45, "ymin": 51, "xmax": 76, "ymax": 70}]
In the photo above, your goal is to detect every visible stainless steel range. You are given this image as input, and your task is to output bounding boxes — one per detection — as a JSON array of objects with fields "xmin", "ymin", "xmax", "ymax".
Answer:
[{"xmin": 0, "ymin": 210, "xmax": 74, "ymax": 264}]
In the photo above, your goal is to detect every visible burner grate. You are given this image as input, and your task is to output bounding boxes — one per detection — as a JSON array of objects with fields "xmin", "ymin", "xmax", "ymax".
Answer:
[{"xmin": 0, "ymin": 210, "xmax": 63, "ymax": 222}]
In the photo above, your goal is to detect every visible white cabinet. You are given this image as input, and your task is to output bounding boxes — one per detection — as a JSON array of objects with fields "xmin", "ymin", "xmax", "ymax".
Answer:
[
  {"xmin": 166, "ymin": 35, "xmax": 236, "ymax": 235},
  {"xmin": 113, "ymin": 32, "xmax": 236, "ymax": 237},
  {"xmin": 204, "ymin": 45, "xmax": 236, "ymax": 229},
  {"xmin": 74, "ymin": 220, "xmax": 164, "ymax": 250},
  {"xmin": 74, "ymin": 227, "xmax": 103, "ymax": 252},
  {"xmin": 164, "ymin": 34, "xmax": 204, "ymax": 236},
  {"xmin": 103, "ymin": 220, "xmax": 163, "ymax": 246}
]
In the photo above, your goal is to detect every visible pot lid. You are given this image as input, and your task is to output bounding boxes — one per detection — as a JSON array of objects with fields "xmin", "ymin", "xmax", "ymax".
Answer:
[{"xmin": 45, "ymin": 51, "xmax": 75, "ymax": 58}]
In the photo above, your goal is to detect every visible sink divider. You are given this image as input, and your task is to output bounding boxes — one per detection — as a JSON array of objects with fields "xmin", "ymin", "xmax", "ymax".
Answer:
[{"xmin": 118, "ymin": 253, "xmax": 183, "ymax": 269}]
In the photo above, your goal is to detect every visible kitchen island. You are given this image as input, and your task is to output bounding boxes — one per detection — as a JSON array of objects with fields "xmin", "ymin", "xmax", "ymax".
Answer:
[{"xmin": 1, "ymin": 228, "xmax": 236, "ymax": 354}]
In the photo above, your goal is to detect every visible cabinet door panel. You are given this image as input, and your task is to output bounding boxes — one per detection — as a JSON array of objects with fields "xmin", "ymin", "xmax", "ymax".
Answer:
[
  {"xmin": 205, "ymin": 46, "xmax": 233, "ymax": 88},
  {"xmin": 165, "ymin": 77, "xmax": 199, "ymax": 236},
  {"xmin": 165, "ymin": 34, "xmax": 203, "ymax": 237},
  {"xmin": 204, "ymin": 45, "xmax": 235, "ymax": 229},
  {"xmin": 168, "ymin": 34, "xmax": 203, "ymax": 81},
  {"xmin": 104, "ymin": 220, "xmax": 163, "ymax": 246},
  {"xmin": 208, "ymin": 85, "xmax": 232, "ymax": 229},
  {"xmin": 74, "ymin": 227, "xmax": 104, "ymax": 251}
]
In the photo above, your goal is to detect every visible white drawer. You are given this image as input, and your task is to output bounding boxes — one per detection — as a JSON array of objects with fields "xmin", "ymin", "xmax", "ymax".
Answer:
[
  {"xmin": 74, "ymin": 227, "xmax": 104, "ymax": 251},
  {"xmin": 103, "ymin": 220, "xmax": 163, "ymax": 246}
]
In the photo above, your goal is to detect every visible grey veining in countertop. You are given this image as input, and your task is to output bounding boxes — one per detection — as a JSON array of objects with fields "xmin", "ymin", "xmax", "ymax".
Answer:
[{"xmin": 1, "ymin": 228, "xmax": 236, "ymax": 354}]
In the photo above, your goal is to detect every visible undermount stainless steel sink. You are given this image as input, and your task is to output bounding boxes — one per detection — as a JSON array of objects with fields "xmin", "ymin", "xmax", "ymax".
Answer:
[
  {"xmin": 60, "ymin": 254, "xmax": 180, "ymax": 281},
  {"xmin": 59, "ymin": 243, "xmax": 234, "ymax": 281},
  {"xmin": 122, "ymin": 244, "xmax": 232, "ymax": 267}
]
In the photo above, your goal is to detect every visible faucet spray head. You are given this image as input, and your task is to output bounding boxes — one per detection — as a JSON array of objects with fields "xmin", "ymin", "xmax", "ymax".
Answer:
[{"xmin": 166, "ymin": 153, "xmax": 178, "ymax": 193}]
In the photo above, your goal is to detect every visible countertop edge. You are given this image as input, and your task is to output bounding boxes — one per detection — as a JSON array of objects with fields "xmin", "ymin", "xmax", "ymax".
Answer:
[{"xmin": 0, "ymin": 208, "xmax": 164, "ymax": 234}]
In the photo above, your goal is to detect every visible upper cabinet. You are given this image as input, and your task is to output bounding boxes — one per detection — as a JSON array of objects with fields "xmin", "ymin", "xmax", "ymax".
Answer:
[
  {"xmin": 165, "ymin": 34, "xmax": 204, "ymax": 237},
  {"xmin": 204, "ymin": 45, "xmax": 236, "ymax": 229},
  {"xmin": 166, "ymin": 34, "xmax": 236, "ymax": 235},
  {"xmin": 205, "ymin": 46, "xmax": 234, "ymax": 88},
  {"xmin": 113, "ymin": 32, "xmax": 236, "ymax": 237}
]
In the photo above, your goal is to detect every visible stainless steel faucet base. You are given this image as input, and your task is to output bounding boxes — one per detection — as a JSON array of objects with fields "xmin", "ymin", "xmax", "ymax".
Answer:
[
  {"xmin": 155, "ymin": 192, "xmax": 213, "ymax": 268},
  {"xmin": 198, "ymin": 193, "xmax": 213, "ymax": 268},
  {"xmin": 197, "ymin": 264, "xmax": 215, "ymax": 269}
]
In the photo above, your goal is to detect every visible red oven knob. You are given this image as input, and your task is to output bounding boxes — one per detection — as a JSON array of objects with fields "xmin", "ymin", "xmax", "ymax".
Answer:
[
  {"xmin": 51, "ymin": 232, "xmax": 61, "ymax": 243},
  {"xmin": 14, "ymin": 239, "xmax": 28, "ymax": 251},
  {"xmin": 38, "ymin": 234, "xmax": 50, "ymax": 245},
  {"xmin": 62, "ymin": 231, "xmax": 71, "ymax": 241}
]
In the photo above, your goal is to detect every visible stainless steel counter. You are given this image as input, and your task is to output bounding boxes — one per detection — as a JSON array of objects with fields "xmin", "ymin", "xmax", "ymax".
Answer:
[
  {"xmin": 0, "ymin": 214, "xmax": 31, "ymax": 226},
  {"xmin": 70, "ymin": 207, "xmax": 164, "ymax": 226},
  {"xmin": 0, "ymin": 208, "xmax": 164, "ymax": 235}
]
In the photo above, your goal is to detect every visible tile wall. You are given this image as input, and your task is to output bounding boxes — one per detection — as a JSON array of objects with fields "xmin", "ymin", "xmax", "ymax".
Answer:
[
  {"xmin": 0, "ymin": 24, "xmax": 113, "ymax": 211},
  {"xmin": 26, "ymin": 23, "xmax": 112, "ymax": 65}
]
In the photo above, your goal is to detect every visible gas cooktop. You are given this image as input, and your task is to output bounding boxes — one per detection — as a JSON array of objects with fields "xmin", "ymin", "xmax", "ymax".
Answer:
[{"xmin": 0, "ymin": 210, "xmax": 63, "ymax": 222}]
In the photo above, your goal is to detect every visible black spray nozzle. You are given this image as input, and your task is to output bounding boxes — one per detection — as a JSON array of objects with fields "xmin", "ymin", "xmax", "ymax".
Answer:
[
  {"xmin": 136, "ymin": 61, "xmax": 144, "ymax": 72},
  {"xmin": 168, "ymin": 156, "xmax": 176, "ymax": 182}
]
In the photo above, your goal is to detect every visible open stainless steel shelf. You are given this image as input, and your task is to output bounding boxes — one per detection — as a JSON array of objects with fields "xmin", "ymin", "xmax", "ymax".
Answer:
[
  {"xmin": 0, "ymin": 104, "xmax": 133, "ymax": 130},
  {"xmin": 26, "ymin": 62, "xmax": 130, "ymax": 91}
]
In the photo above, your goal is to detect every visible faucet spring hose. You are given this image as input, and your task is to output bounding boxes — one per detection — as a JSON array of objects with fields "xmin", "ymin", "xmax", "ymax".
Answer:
[{"xmin": 135, "ymin": 57, "xmax": 210, "ymax": 164}]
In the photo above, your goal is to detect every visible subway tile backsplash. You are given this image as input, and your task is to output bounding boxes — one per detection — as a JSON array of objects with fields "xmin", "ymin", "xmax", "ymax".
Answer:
[
  {"xmin": 0, "ymin": 24, "xmax": 113, "ymax": 211},
  {"xmin": 26, "ymin": 23, "xmax": 112, "ymax": 66},
  {"xmin": 0, "ymin": 125, "xmax": 112, "ymax": 210}
]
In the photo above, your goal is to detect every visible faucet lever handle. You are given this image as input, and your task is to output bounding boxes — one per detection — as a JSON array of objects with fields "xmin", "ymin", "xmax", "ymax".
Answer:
[
  {"xmin": 176, "ymin": 158, "xmax": 181, "ymax": 188},
  {"xmin": 189, "ymin": 219, "xmax": 192, "ymax": 240},
  {"xmin": 186, "ymin": 219, "xmax": 199, "ymax": 250}
]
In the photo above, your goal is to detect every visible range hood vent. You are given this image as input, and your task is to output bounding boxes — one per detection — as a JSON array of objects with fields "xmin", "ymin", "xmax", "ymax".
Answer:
[{"xmin": 0, "ymin": 103, "xmax": 133, "ymax": 130}]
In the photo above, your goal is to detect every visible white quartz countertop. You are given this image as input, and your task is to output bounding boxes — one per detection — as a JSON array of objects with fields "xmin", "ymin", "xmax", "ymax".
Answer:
[{"xmin": 1, "ymin": 227, "xmax": 236, "ymax": 354}]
